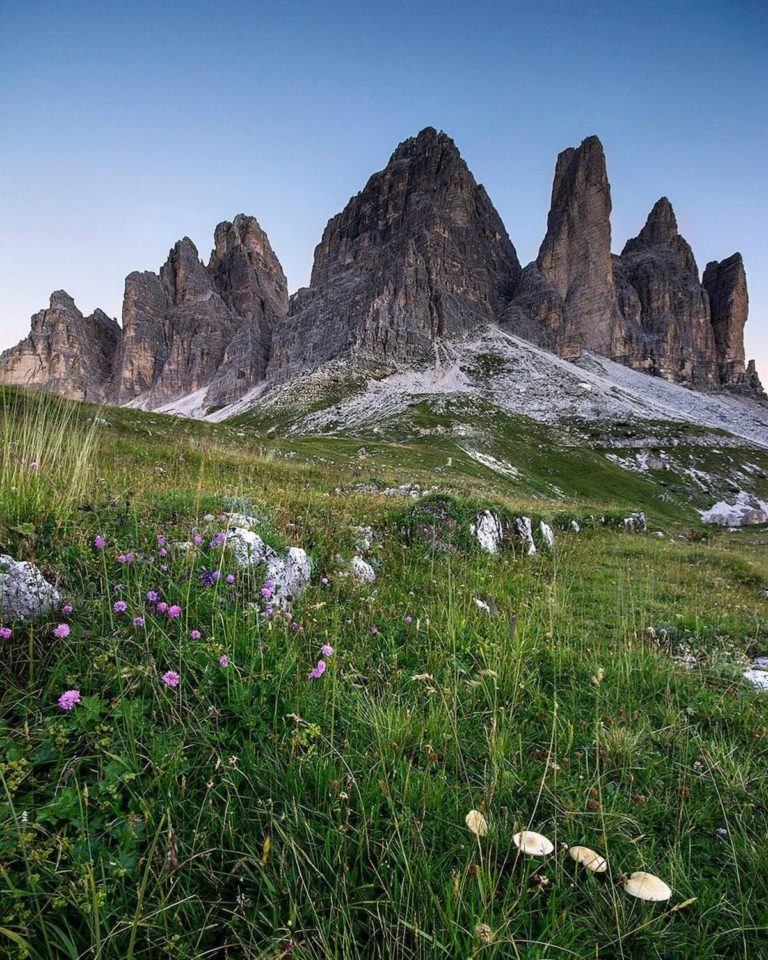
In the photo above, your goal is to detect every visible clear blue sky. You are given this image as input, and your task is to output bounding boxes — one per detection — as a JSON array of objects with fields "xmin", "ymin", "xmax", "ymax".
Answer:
[{"xmin": 1, "ymin": 0, "xmax": 766, "ymax": 375}]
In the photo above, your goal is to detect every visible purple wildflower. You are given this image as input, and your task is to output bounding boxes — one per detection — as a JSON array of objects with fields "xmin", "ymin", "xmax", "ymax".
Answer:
[
  {"xmin": 62, "ymin": 604, "xmax": 73, "ymax": 615},
  {"xmin": 194, "ymin": 534, "xmax": 204, "ymax": 545},
  {"xmin": 404, "ymin": 615, "xmax": 413, "ymax": 625},
  {"xmin": 226, "ymin": 574, "xmax": 235, "ymax": 584},
  {"xmin": 370, "ymin": 625, "xmax": 379, "ymax": 635},
  {"xmin": 53, "ymin": 623, "xmax": 70, "ymax": 638},
  {"xmin": 58, "ymin": 689, "xmax": 81, "ymax": 710},
  {"xmin": 159, "ymin": 547, "xmax": 168, "ymax": 558},
  {"xmin": 94, "ymin": 535, "xmax": 106, "ymax": 549},
  {"xmin": 716, "ymin": 827, "xmax": 729, "ymax": 838},
  {"xmin": 219, "ymin": 654, "xmax": 229, "ymax": 667},
  {"xmin": 132, "ymin": 616, "xmax": 145, "ymax": 627},
  {"xmin": 113, "ymin": 600, "xmax": 128, "ymax": 613},
  {"xmin": 209, "ymin": 532, "xmax": 227, "ymax": 549},
  {"xmin": 156, "ymin": 534, "xmax": 167, "ymax": 546},
  {"xmin": 161, "ymin": 670, "xmax": 180, "ymax": 688},
  {"xmin": 321, "ymin": 576, "xmax": 329, "ymax": 585},
  {"xmin": 308, "ymin": 660, "xmax": 327, "ymax": 680},
  {"xmin": 146, "ymin": 591, "xmax": 159, "ymax": 603},
  {"xmin": 0, "ymin": 627, "xmax": 12, "ymax": 640},
  {"xmin": 29, "ymin": 460, "xmax": 39, "ymax": 470},
  {"xmin": 156, "ymin": 601, "xmax": 168, "ymax": 614},
  {"xmin": 190, "ymin": 629, "xmax": 201, "ymax": 640},
  {"xmin": 321, "ymin": 643, "xmax": 334, "ymax": 657},
  {"xmin": 167, "ymin": 604, "xmax": 182, "ymax": 619},
  {"xmin": 261, "ymin": 586, "xmax": 273, "ymax": 599}
]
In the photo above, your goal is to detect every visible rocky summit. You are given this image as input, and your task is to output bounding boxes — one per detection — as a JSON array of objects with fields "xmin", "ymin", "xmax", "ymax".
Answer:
[{"xmin": 1, "ymin": 129, "xmax": 763, "ymax": 410}]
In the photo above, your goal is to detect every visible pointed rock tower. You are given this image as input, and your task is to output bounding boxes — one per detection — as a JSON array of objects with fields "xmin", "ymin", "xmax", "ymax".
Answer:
[
  {"xmin": 702, "ymin": 253, "xmax": 762, "ymax": 393},
  {"xmin": 268, "ymin": 127, "xmax": 521, "ymax": 381}
]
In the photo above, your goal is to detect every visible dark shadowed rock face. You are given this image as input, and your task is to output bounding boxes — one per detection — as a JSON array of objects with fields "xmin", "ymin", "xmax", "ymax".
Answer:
[
  {"xmin": 502, "ymin": 135, "xmax": 624, "ymax": 359},
  {"xmin": 0, "ymin": 291, "xmax": 120, "ymax": 401},
  {"xmin": 110, "ymin": 216, "xmax": 288, "ymax": 408},
  {"xmin": 616, "ymin": 198, "xmax": 716, "ymax": 387},
  {"xmin": 702, "ymin": 253, "xmax": 761, "ymax": 393},
  {"xmin": 268, "ymin": 127, "xmax": 521, "ymax": 381}
]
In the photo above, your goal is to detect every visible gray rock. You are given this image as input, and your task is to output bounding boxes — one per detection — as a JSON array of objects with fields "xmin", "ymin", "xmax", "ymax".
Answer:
[
  {"xmin": 623, "ymin": 511, "xmax": 647, "ymax": 534},
  {"xmin": 226, "ymin": 528, "xmax": 276, "ymax": 568},
  {"xmin": 471, "ymin": 511, "xmax": 504, "ymax": 554},
  {"xmin": 350, "ymin": 556, "xmax": 377, "ymax": 583},
  {"xmin": 514, "ymin": 517, "xmax": 537, "ymax": 556},
  {"xmin": 265, "ymin": 548, "xmax": 312, "ymax": 606},
  {"xmin": 0, "ymin": 555, "xmax": 62, "ymax": 621},
  {"xmin": 539, "ymin": 520, "xmax": 555, "ymax": 549}
]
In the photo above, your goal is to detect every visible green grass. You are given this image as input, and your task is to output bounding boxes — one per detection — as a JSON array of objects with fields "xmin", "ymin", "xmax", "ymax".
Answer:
[{"xmin": 0, "ymin": 387, "xmax": 766, "ymax": 959}]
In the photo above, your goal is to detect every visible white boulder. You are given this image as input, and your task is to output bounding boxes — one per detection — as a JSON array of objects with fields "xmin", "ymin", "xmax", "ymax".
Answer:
[
  {"xmin": 471, "ymin": 511, "xmax": 504, "ymax": 554},
  {"xmin": 350, "ymin": 556, "xmax": 376, "ymax": 583},
  {"xmin": 226, "ymin": 528, "xmax": 276, "ymax": 568},
  {"xmin": 266, "ymin": 548, "xmax": 312, "ymax": 606},
  {"xmin": 539, "ymin": 521, "xmax": 555, "ymax": 549},
  {"xmin": 514, "ymin": 517, "xmax": 536, "ymax": 556},
  {"xmin": 0, "ymin": 555, "xmax": 62, "ymax": 621}
]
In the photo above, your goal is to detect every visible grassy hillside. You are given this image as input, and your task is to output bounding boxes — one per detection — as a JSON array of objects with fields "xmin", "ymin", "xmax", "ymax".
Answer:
[{"xmin": 1, "ymin": 386, "xmax": 767, "ymax": 959}]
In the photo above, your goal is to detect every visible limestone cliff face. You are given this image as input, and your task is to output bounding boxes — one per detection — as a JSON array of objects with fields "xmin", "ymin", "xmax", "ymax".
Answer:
[
  {"xmin": 615, "ymin": 198, "xmax": 717, "ymax": 387},
  {"xmin": 109, "ymin": 216, "xmax": 287, "ymax": 408},
  {"xmin": 268, "ymin": 127, "xmax": 521, "ymax": 381},
  {"xmin": 1, "ymin": 128, "xmax": 763, "ymax": 408},
  {"xmin": 0, "ymin": 291, "xmax": 119, "ymax": 401},
  {"xmin": 503, "ymin": 136, "xmax": 624, "ymax": 358},
  {"xmin": 702, "ymin": 253, "xmax": 752, "ymax": 389}
]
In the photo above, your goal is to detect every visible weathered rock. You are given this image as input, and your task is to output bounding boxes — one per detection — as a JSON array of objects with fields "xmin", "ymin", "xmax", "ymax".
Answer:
[
  {"xmin": 503, "ymin": 136, "xmax": 623, "ymax": 359},
  {"xmin": 110, "ymin": 217, "xmax": 287, "ymax": 409},
  {"xmin": 700, "ymin": 496, "xmax": 767, "ymax": 527},
  {"xmin": 269, "ymin": 127, "xmax": 521, "ymax": 381},
  {"xmin": 539, "ymin": 520, "xmax": 555, "ymax": 549},
  {"xmin": 265, "ymin": 548, "xmax": 311, "ymax": 606},
  {"xmin": 0, "ymin": 292, "xmax": 119, "ymax": 401},
  {"xmin": 616, "ymin": 199, "xmax": 716, "ymax": 387},
  {"xmin": 702, "ymin": 253, "xmax": 763, "ymax": 394},
  {"xmin": 623, "ymin": 511, "xmax": 647, "ymax": 533},
  {"xmin": 226, "ymin": 528, "xmax": 276, "ymax": 568},
  {"xmin": 471, "ymin": 511, "xmax": 504, "ymax": 554},
  {"xmin": 350, "ymin": 556, "xmax": 376, "ymax": 583},
  {"xmin": 514, "ymin": 516, "xmax": 537, "ymax": 556},
  {"xmin": 0, "ymin": 555, "xmax": 62, "ymax": 620}
]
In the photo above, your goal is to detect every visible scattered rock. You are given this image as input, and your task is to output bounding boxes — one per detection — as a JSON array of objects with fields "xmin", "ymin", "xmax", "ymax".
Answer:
[
  {"xmin": 266, "ymin": 548, "xmax": 312, "ymax": 606},
  {"xmin": 514, "ymin": 517, "xmax": 537, "ymax": 556},
  {"xmin": 570, "ymin": 519, "xmax": 581, "ymax": 533},
  {"xmin": 701, "ymin": 493, "xmax": 768, "ymax": 527},
  {"xmin": 539, "ymin": 520, "xmax": 555, "ymax": 549},
  {"xmin": 623, "ymin": 511, "xmax": 646, "ymax": 533},
  {"xmin": 471, "ymin": 511, "xmax": 504, "ymax": 554},
  {"xmin": 226, "ymin": 528, "xmax": 276, "ymax": 568},
  {"xmin": 0, "ymin": 555, "xmax": 62, "ymax": 621},
  {"xmin": 350, "ymin": 556, "xmax": 376, "ymax": 583}
]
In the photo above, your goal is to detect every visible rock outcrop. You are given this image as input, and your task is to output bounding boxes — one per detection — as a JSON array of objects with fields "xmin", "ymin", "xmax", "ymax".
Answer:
[
  {"xmin": 269, "ymin": 127, "xmax": 521, "ymax": 381},
  {"xmin": 615, "ymin": 198, "xmax": 717, "ymax": 387},
  {"xmin": 702, "ymin": 253, "xmax": 752, "ymax": 390},
  {"xmin": 503, "ymin": 136, "xmax": 624, "ymax": 359},
  {"xmin": 1, "ymin": 128, "xmax": 763, "ymax": 407},
  {"xmin": 111, "ymin": 216, "xmax": 288, "ymax": 408},
  {"xmin": 0, "ymin": 291, "xmax": 119, "ymax": 401}
]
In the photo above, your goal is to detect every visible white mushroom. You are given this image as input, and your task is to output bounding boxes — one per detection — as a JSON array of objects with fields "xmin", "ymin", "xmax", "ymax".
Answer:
[
  {"xmin": 465, "ymin": 810, "xmax": 488, "ymax": 837},
  {"xmin": 622, "ymin": 871, "xmax": 672, "ymax": 901},
  {"xmin": 513, "ymin": 830, "xmax": 554, "ymax": 856},
  {"xmin": 568, "ymin": 845, "xmax": 608, "ymax": 873}
]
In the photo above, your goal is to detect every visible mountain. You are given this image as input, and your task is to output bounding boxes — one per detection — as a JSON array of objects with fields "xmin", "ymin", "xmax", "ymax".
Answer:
[
  {"xmin": 268, "ymin": 127, "xmax": 521, "ymax": 382},
  {"xmin": 0, "ymin": 290, "xmax": 119, "ymax": 401},
  {"xmin": 1, "ymin": 128, "xmax": 763, "ymax": 412}
]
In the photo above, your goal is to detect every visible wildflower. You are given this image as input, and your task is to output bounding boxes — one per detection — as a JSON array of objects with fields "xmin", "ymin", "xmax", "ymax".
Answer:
[
  {"xmin": 160, "ymin": 564, "xmax": 169, "ymax": 572},
  {"xmin": 370, "ymin": 625, "xmax": 379, "ymax": 634},
  {"xmin": 113, "ymin": 600, "xmax": 128, "ymax": 613},
  {"xmin": 321, "ymin": 576, "xmax": 329, "ymax": 585},
  {"xmin": 308, "ymin": 660, "xmax": 326, "ymax": 680},
  {"xmin": 156, "ymin": 602, "xmax": 168, "ymax": 614},
  {"xmin": 94, "ymin": 535, "xmax": 106, "ymax": 549},
  {"xmin": 209, "ymin": 532, "xmax": 227, "ymax": 549},
  {"xmin": 321, "ymin": 644, "xmax": 334, "ymax": 657},
  {"xmin": 0, "ymin": 627, "xmax": 12, "ymax": 639},
  {"xmin": 226, "ymin": 574, "xmax": 235, "ymax": 584},
  {"xmin": 132, "ymin": 616, "xmax": 145, "ymax": 627},
  {"xmin": 190, "ymin": 629, "xmax": 201, "ymax": 640},
  {"xmin": 716, "ymin": 827, "xmax": 728, "ymax": 838},
  {"xmin": 58, "ymin": 689, "xmax": 81, "ymax": 710},
  {"xmin": 167, "ymin": 604, "xmax": 182, "ymax": 619},
  {"xmin": 53, "ymin": 623, "xmax": 70, "ymax": 638},
  {"xmin": 62, "ymin": 603, "xmax": 73, "ymax": 615},
  {"xmin": 159, "ymin": 547, "xmax": 168, "ymax": 558},
  {"xmin": 161, "ymin": 670, "xmax": 180, "ymax": 688},
  {"xmin": 261, "ymin": 586, "xmax": 273, "ymax": 599},
  {"xmin": 404, "ymin": 615, "xmax": 413, "ymax": 624},
  {"xmin": 116, "ymin": 552, "xmax": 135, "ymax": 564},
  {"xmin": 202, "ymin": 570, "xmax": 221, "ymax": 587},
  {"xmin": 29, "ymin": 460, "xmax": 39, "ymax": 470},
  {"xmin": 194, "ymin": 534, "xmax": 204, "ymax": 545},
  {"xmin": 219, "ymin": 654, "xmax": 229, "ymax": 667},
  {"xmin": 157, "ymin": 534, "xmax": 167, "ymax": 546},
  {"xmin": 147, "ymin": 591, "xmax": 159, "ymax": 603}
]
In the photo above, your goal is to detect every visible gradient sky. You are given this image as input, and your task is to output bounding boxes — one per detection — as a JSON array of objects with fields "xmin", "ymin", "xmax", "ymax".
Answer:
[{"xmin": 1, "ymin": 0, "xmax": 766, "ymax": 375}]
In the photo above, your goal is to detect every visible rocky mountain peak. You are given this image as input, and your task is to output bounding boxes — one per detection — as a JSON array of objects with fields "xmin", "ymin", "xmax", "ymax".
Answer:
[
  {"xmin": 634, "ymin": 196, "xmax": 678, "ymax": 246},
  {"xmin": 702, "ymin": 252, "xmax": 761, "ymax": 393}
]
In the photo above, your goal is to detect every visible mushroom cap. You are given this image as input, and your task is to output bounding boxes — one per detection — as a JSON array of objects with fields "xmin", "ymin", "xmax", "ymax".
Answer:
[
  {"xmin": 568, "ymin": 845, "xmax": 608, "ymax": 873},
  {"xmin": 622, "ymin": 871, "xmax": 672, "ymax": 901},
  {"xmin": 465, "ymin": 809, "xmax": 488, "ymax": 837},
  {"xmin": 513, "ymin": 830, "xmax": 554, "ymax": 856}
]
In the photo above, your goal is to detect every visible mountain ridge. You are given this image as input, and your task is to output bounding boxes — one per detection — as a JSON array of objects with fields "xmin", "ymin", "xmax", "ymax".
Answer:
[{"xmin": 1, "ymin": 128, "xmax": 763, "ymax": 409}]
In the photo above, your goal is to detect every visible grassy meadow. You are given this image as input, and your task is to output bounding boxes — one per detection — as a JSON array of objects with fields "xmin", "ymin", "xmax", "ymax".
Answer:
[{"xmin": 0, "ymin": 386, "xmax": 767, "ymax": 959}]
